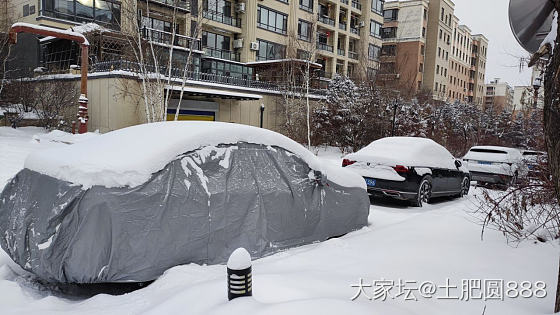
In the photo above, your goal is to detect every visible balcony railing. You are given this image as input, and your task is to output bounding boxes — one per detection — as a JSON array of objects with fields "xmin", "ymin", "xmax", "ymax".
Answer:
[
  {"xmin": 348, "ymin": 51, "xmax": 358, "ymax": 60},
  {"xmin": 142, "ymin": 28, "xmax": 201, "ymax": 51},
  {"xmin": 337, "ymin": 48, "xmax": 345, "ymax": 56},
  {"xmin": 340, "ymin": 0, "xmax": 349, "ymax": 4},
  {"xmin": 90, "ymin": 60, "xmax": 328, "ymax": 96},
  {"xmin": 339, "ymin": 22, "xmax": 346, "ymax": 30},
  {"xmin": 318, "ymin": 14, "xmax": 335, "ymax": 26},
  {"xmin": 203, "ymin": 10, "xmax": 241, "ymax": 27},
  {"xmin": 350, "ymin": 27, "xmax": 359, "ymax": 35},
  {"xmin": 150, "ymin": 0, "xmax": 190, "ymax": 11},
  {"xmin": 351, "ymin": 0, "xmax": 361, "ymax": 10},
  {"xmin": 316, "ymin": 42, "xmax": 334, "ymax": 52},
  {"xmin": 203, "ymin": 47, "xmax": 240, "ymax": 62}
]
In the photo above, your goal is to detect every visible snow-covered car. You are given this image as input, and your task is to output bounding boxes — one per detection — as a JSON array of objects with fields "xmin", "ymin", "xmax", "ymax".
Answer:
[
  {"xmin": 342, "ymin": 137, "xmax": 470, "ymax": 207},
  {"xmin": 0, "ymin": 122, "xmax": 370, "ymax": 284},
  {"xmin": 462, "ymin": 146, "xmax": 528, "ymax": 187},
  {"xmin": 521, "ymin": 150, "xmax": 548, "ymax": 178}
]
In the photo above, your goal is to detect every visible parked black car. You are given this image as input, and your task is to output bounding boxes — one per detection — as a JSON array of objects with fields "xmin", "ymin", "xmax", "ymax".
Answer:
[{"xmin": 342, "ymin": 137, "xmax": 471, "ymax": 207}]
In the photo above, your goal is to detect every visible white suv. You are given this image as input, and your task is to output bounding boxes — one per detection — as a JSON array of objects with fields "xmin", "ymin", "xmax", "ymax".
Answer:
[{"xmin": 462, "ymin": 146, "xmax": 528, "ymax": 187}]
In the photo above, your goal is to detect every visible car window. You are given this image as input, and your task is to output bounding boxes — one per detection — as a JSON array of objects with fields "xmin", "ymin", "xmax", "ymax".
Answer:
[{"xmin": 469, "ymin": 148, "xmax": 508, "ymax": 154}]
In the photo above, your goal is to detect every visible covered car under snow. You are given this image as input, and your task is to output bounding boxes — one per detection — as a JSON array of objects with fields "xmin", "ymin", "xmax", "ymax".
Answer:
[
  {"xmin": 342, "ymin": 137, "xmax": 470, "ymax": 207},
  {"xmin": 0, "ymin": 122, "xmax": 369, "ymax": 283}
]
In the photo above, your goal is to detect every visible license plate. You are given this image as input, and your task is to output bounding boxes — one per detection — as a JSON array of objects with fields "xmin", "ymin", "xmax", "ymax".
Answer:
[
  {"xmin": 365, "ymin": 178, "xmax": 376, "ymax": 187},
  {"xmin": 478, "ymin": 161, "xmax": 492, "ymax": 165}
]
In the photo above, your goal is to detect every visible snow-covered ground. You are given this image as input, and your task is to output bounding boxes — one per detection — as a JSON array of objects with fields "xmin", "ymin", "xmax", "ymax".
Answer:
[{"xmin": 0, "ymin": 128, "xmax": 558, "ymax": 315}]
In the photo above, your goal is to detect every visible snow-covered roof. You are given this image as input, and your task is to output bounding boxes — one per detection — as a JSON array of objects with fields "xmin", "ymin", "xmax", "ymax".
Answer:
[
  {"xmin": 346, "ymin": 137, "xmax": 458, "ymax": 170},
  {"xmin": 25, "ymin": 121, "xmax": 364, "ymax": 189},
  {"xmin": 11, "ymin": 22, "xmax": 89, "ymax": 46}
]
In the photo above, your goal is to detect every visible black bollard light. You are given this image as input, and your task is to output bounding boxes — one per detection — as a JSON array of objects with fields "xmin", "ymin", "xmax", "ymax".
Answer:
[{"xmin": 227, "ymin": 247, "xmax": 252, "ymax": 301}]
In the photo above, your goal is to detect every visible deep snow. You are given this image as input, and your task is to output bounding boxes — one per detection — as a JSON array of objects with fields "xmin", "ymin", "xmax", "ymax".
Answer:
[{"xmin": 0, "ymin": 129, "xmax": 558, "ymax": 315}]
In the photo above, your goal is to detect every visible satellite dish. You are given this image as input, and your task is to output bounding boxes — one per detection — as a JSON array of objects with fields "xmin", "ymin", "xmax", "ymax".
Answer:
[{"xmin": 509, "ymin": 0, "xmax": 555, "ymax": 54}]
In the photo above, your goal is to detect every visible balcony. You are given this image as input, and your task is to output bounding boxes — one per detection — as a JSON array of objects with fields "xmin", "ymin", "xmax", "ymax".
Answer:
[
  {"xmin": 203, "ymin": 47, "xmax": 240, "ymax": 62},
  {"xmin": 339, "ymin": 22, "xmax": 347, "ymax": 30},
  {"xmin": 348, "ymin": 51, "xmax": 358, "ymax": 60},
  {"xmin": 141, "ymin": 28, "xmax": 201, "ymax": 51},
  {"xmin": 318, "ymin": 14, "xmax": 335, "ymax": 27},
  {"xmin": 316, "ymin": 42, "xmax": 334, "ymax": 53},
  {"xmin": 340, "ymin": 0, "xmax": 349, "ymax": 4},
  {"xmin": 337, "ymin": 48, "xmax": 345, "ymax": 56},
  {"xmin": 90, "ymin": 60, "xmax": 328, "ymax": 95},
  {"xmin": 350, "ymin": 27, "xmax": 359, "ymax": 35},
  {"xmin": 150, "ymin": 0, "xmax": 190, "ymax": 11},
  {"xmin": 203, "ymin": 10, "xmax": 241, "ymax": 28},
  {"xmin": 351, "ymin": 0, "xmax": 361, "ymax": 10}
]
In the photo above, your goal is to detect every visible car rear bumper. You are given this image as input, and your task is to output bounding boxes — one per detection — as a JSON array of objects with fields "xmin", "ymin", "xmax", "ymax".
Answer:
[
  {"xmin": 367, "ymin": 187, "xmax": 417, "ymax": 200},
  {"xmin": 470, "ymin": 171, "xmax": 511, "ymax": 185}
]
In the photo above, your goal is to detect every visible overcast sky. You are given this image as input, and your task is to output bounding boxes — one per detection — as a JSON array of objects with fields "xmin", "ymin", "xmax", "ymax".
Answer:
[{"xmin": 452, "ymin": 0, "xmax": 533, "ymax": 86}]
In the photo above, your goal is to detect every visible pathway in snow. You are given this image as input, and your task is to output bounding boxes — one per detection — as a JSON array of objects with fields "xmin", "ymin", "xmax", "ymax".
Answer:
[{"xmin": 0, "ymin": 128, "xmax": 557, "ymax": 315}]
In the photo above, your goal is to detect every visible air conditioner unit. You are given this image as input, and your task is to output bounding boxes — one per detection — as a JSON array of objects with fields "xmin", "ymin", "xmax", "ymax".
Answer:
[
  {"xmin": 358, "ymin": 21, "xmax": 365, "ymax": 28},
  {"xmin": 250, "ymin": 41, "xmax": 259, "ymax": 51},
  {"xmin": 235, "ymin": 3, "xmax": 246, "ymax": 13},
  {"xmin": 233, "ymin": 38, "xmax": 244, "ymax": 48}
]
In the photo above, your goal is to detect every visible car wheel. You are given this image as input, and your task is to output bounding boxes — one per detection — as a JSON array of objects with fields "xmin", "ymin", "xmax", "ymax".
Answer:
[
  {"xmin": 412, "ymin": 176, "xmax": 432, "ymax": 207},
  {"xmin": 460, "ymin": 176, "xmax": 470, "ymax": 197}
]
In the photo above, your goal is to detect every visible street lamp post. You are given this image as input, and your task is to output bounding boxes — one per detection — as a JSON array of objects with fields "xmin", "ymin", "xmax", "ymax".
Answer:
[{"xmin": 391, "ymin": 98, "xmax": 398, "ymax": 137}]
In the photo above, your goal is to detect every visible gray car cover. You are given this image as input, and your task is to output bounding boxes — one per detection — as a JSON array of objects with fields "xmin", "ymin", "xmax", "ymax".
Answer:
[{"xmin": 0, "ymin": 143, "xmax": 369, "ymax": 283}]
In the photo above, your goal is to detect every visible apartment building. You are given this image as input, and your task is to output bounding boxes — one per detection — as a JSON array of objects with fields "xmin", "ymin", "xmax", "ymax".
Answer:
[
  {"xmin": 379, "ymin": 0, "xmax": 488, "ymax": 105},
  {"xmin": 3, "ymin": 0, "xmax": 384, "ymax": 132},
  {"xmin": 471, "ymin": 34, "xmax": 488, "ymax": 105},
  {"xmin": 485, "ymin": 79, "xmax": 514, "ymax": 112},
  {"xmin": 377, "ymin": 0, "xmax": 428, "ymax": 97}
]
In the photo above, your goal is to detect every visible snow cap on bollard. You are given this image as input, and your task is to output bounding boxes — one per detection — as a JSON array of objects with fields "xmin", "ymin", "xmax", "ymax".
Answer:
[{"xmin": 227, "ymin": 248, "xmax": 252, "ymax": 301}]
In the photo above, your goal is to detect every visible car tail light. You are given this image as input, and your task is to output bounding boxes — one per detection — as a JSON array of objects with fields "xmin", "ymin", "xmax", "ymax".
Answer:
[
  {"xmin": 342, "ymin": 159, "xmax": 356, "ymax": 167},
  {"xmin": 393, "ymin": 165, "xmax": 409, "ymax": 173}
]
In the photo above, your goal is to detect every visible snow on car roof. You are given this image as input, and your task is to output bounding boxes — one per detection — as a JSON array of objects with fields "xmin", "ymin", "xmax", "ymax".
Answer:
[
  {"xmin": 346, "ymin": 137, "xmax": 457, "ymax": 169},
  {"xmin": 25, "ymin": 121, "xmax": 364, "ymax": 189}
]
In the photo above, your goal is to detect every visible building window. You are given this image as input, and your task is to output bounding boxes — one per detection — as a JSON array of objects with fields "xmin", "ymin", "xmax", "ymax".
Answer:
[
  {"xmin": 381, "ymin": 27, "xmax": 397, "ymax": 39},
  {"xmin": 42, "ymin": 0, "xmax": 121, "ymax": 27},
  {"xmin": 423, "ymin": 8, "xmax": 427, "ymax": 20},
  {"xmin": 419, "ymin": 63, "xmax": 423, "ymax": 73},
  {"xmin": 298, "ymin": 19, "xmax": 312, "ymax": 41},
  {"xmin": 420, "ymin": 45, "xmax": 424, "ymax": 55},
  {"xmin": 381, "ymin": 44, "xmax": 396, "ymax": 56},
  {"xmin": 371, "ymin": 0, "xmax": 383, "ymax": 15},
  {"xmin": 422, "ymin": 27, "xmax": 426, "ymax": 38},
  {"xmin": 441, "ymin": 8, "xmax": 444, "ymax": 21},
  {"xmin": 201, "ymin": 59, "xmax": 253, "ymax": 78},
  {"xmin": 202, "ymin": 31, "xmax": 230, "ymax": 51},
  {"xmin": 436, "ymin": 65, "xmax": 439, "ymax": 74},
  {"xmin": 370, "ymin": 20, "xmax": 382, "ymax": 38},
  {"xmin": 384, "ymin": 9, "xmax": 398, "ymax": 22},
  {"xmin": 299, "ymin": 0, "xmax": 313, "ymax": 12},
  {"xmin": 142, "ymin": 16, "xmax": 173, "ymax": 33},
  {"xmin": 256, "ymin": 39, "xmax": 286, "ymax": 61},
  {"xmin": 257, "ymin": 6, "xmax": 288, "ymax": 35},
  {"xmin": 369, "ymin": 44, "xmax": 381, "ymax": 60}
]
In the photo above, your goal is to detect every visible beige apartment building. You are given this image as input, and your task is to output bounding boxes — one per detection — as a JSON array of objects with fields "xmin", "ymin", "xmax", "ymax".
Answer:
[
  {"xmin": 377, "ymin": 0, "xmax": 428, "ymax": 97},
  {"xmin": 379, "ymin": 0, "xmax": 487, "ymax": 105},
  {"xmin": 3, "ymin": 0, "xmax": 384, "ymax": 132},
  {"xmin": 485, "ymin": 79, "xmax": 514, "ymax": 112}
]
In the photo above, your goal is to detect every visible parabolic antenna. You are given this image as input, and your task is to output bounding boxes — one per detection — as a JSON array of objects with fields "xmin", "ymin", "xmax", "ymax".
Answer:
[{"xmin": 509, "ymin": 0, "xmax": 555, "ymax": 54}]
